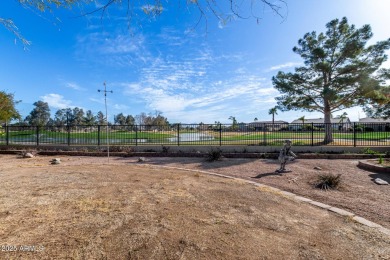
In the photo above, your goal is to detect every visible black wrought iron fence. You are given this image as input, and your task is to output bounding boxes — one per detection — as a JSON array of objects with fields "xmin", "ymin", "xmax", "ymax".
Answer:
[{"xmin": 0, "ymin": 123, "xmax": 389, "ymax": 147}]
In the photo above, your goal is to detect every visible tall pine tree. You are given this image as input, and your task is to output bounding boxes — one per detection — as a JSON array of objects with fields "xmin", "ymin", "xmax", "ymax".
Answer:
[{"xmin": 273, "ymin": 17, "xmax": 390, "ymax": 144}]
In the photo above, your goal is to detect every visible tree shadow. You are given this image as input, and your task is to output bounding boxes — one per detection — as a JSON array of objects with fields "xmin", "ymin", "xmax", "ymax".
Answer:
[
  {"xmin": 251, "ymin": 172, "xmax": 283, "ymax": 178},
  {"xmin": 112, "ymin": 156, "xmax": 276, "ymax": 170}
]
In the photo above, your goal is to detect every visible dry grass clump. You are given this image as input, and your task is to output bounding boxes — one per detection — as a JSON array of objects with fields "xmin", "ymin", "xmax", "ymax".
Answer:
[
  {"xmin": 316, "ymin": 173, "xmax": 342, "ymax": 190},
  {"xmin": 206, "ymin": 148, "xmax": 223, "ymax": 162}
]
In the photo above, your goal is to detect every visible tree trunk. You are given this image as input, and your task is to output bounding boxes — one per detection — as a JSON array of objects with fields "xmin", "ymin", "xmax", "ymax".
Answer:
[{"xmin": 323, "ymin": 101, "xmax": 333, "ymax": 144}]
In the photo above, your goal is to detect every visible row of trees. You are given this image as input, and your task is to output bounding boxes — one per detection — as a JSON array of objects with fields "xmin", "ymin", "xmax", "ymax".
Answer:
[{"xmin": 2, "ymin": 100, "xmax": 169, "ymax": 128}]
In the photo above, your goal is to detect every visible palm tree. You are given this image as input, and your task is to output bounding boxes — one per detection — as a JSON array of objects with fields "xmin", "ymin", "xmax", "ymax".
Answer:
[
  {"xmin": 298, "ymin": 115, "xmax": 305, "ymax": 123},
  {"xmin": 338, "ymin": 112, "xmax": 348, "ymax": 123},
  {"xmin": 338, "ymin": 112, "xmax": 348, "ymax": 131},
  {"xmin": 297, "ymin": 115, "xmax": 305, "ymax": 130},
  {"xmin": 228, "ymin": 116, "xmax": 237, "ymax": 130},
  {"xmin": 268, "ymin": 106, "xmax": 278, "ymax": 132}
]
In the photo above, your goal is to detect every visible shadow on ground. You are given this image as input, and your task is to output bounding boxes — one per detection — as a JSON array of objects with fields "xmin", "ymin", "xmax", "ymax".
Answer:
[
  {"xmin": 112, "ymin": 156, "xmax": 281, "ymax": 170},
  {"xmin": 251, "ymin": 172, "xmax": 283, "ymax": 178},
  {"xmin": 368, "ymin": 173, "xmax": 390, "ymax": 183}
]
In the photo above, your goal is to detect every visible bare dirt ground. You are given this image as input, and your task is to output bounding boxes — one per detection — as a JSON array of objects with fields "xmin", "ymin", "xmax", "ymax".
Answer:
[
  {"xmin": 0, "ymin": 154, "xmax": 389, "ymax": 259},
  {"xmin": 138, "ymin": 157, "xmax": 390, "ymax": 230}
]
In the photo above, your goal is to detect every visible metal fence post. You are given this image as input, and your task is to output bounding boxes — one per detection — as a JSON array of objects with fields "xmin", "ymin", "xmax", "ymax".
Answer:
[
  {"xmin": 98, "ymin": 125, "xmax": 101, "ymax": 146},
  {"xmin": 5, "ymin": 123, "xmax": 9, "ymax": 146},
  {"xmin": 135, "ymin": 125, "xmax": 138, "ymax": 146},
  {"xmin": 263, "ymin": 123, "xmax": 267, "ymax": 146},
  {"xmin": 353, "ymin": 122, "xmax": 356, "ymax": 147},
  {"xmin": 177, "ymin": 124, "xmax": 180, "ymax": 146},
  {"xmin": 67, "ymin": 125, "xmax": 71, "ymax": 146},
  {"xmin": 36, "ymin": 126, "xmax": 40, "ymax": 146},
  {"xmin": 219, "ymin": 124, "xmax": 222, "ymax": 146},
  {"xmin": 311, "ymin": 123, "xmax": 314, "ymax": 146}
]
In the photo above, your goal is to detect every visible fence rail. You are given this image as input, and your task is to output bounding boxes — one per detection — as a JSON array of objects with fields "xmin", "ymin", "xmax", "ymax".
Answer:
[{"xmin": 0, "ymin": 123, "xmax": 389, "ymax": 147}]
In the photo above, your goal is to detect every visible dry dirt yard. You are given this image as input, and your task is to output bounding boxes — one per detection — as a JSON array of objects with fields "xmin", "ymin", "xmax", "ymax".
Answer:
[{"xmin": 0, "ymin": 154, "xmax": 389, "ymax": 259}]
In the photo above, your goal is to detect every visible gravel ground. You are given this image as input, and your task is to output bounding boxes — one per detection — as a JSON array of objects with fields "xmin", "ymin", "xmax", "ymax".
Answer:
[
  {"xmin": 0, "ymin": 154, "xmax": 389, "ymax": 259},
  {"xmin": 131, "ymin": 156, "xmax": 390, "ymax": 229}
]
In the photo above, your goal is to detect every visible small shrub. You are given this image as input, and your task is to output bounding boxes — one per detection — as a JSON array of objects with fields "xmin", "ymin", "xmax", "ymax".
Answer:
[
  {"xmin": 109, "ymin": 146, "xmax": 125, "ymax": 152},
  {"xmin": 364, "ymin": 127, "xmax": 374, "ymax": 132},
  {"xmin": 316, "ymin": 173, "xmax": 342, "ymax": 190},
  {"xmin": 379, "ymin": 155, "xmax": 383, "ymax": 164},
  {"xmin": 161, "ymin": 145, "xmax": 170, "ymax": 153},
  {"xmin": 268, "ymin": 140, "xmax": 284, "ymax": 146},
  {"xmin": 206, "ymin": 148, "xmax": 223, "ymax": 162},
  {"xmin": 361, "ymin": 148, "xmax": 379, "ymax": 155}
]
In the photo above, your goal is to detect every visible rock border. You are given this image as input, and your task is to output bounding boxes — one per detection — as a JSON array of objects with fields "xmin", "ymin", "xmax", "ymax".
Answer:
[{"xmin": 358, "ymin": 159, "xmax": 390, "ymax": 173}]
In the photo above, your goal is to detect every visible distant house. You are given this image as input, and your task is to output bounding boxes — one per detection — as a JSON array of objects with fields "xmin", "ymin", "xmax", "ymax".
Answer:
[
  {"xmin": 237, "ymin": 123, "xmax": 248, "ymax": 131},
  {"xmin": 248, "ymin": 121, "xmax": 289, "ymax": 131},
  {"xmin": 359, "ymin": 117, "xmax": 390, "ymax": 131},
  {"xmin": 290, "ymin": 117, "xmax": 352, "ymax": 130}
]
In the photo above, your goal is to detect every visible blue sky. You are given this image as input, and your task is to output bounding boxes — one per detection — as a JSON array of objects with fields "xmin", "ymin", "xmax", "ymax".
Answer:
[{"xmin": 1, "ymin": 0, "xmax": 389, "ymax": 123}]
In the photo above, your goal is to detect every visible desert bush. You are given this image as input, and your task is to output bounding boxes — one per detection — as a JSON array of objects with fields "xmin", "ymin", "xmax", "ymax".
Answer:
[
  {"xmin": 206, "ymin": 148, "xmax": 223, "ymax": 162},
  {"xmin": 363, "ymin": 127, "xmax": 374, "ymax": 132},
  {"xmin": 267, "ymin": 140, "xmax": 284, "ymax": 146},
  {"xmin": 379, "ymin": 155, "xmax": 383, "ymax": 164},
  {"xmin": 361, "ymin": 147, "xmax": 379, "ymax": 155},
  {"xmin": 161, "ymin": 145, "xmax": 170, "ymax": 153},
  {"xmin": 316, "ymin": 173, "xmax": 342, "ymax": 190},
  {"xmin": 105, "ymin": 146, "xmax": 134, "ymax": 153}
]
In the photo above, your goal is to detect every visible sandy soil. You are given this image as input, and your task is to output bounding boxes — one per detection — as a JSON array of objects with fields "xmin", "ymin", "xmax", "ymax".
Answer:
[{"xmin": 0, "ymin": 154, "xmax": 389, "ymax": 259}]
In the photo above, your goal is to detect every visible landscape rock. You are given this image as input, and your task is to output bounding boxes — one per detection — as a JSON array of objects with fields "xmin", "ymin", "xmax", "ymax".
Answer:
[
  {"xmin": 374, "ymin": 178, "xmax": 388, "ymax": 185},
  {"xmin": 23, "ymin": 153, "xmax": 34, "ymax": 158},
  {"xmin": 51, "ymin": 158, "xmax": 61, "ymax": 165},
  {"xmin": 138, "ymin": 157, "xmax": 146, "ymax": 162},
  {"xmin": 314, "ymin": 166, "xmax": 322, "ymax": 170}
]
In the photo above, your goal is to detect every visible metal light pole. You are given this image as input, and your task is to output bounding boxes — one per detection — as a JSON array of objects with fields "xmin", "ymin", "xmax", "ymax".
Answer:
[{"xmin": 98, "ymin": 82, "xmax": 113, "ymax": 163}]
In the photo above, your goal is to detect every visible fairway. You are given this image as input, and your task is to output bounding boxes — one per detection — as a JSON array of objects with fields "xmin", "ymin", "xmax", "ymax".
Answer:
[{"xmin": 1, "ymin": 128, "xmax": 389, "ymax": 146}]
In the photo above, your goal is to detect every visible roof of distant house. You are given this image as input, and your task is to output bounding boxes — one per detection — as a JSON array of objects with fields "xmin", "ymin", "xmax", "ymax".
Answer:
[
  {"xmin": 359, "ymin": 117, "xmax": 390, "ymax": 123},
  {"xmin": 290, "ymin": 117, "xmax": 351, "ymax": 124},
  {"xmin": 248, "ymin": 121, "xmax": 289, "ymax": 125}
]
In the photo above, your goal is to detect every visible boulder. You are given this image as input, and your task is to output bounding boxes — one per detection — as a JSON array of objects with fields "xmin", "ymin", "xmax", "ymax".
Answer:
[
  {"xmin": 23, "ymin": 153, "xmax": 34, "ymax": 158},
  {"xmin": 374, "ymin": 178, "xmax": 389, "ymax": 185},
  {"xmin": 51, "ymin": 158, "xmax": 61, "ymax": 165}
]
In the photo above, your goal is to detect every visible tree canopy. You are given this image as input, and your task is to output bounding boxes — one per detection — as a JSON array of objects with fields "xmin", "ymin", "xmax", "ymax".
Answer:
[
  {"xmin": 364, "ymin": 85, "xmax": 390, "ymax": 119},
  {"xmin": 272, "ymin": 17, "xmax": 390, "ymax": 143},
  {"xmin": 0, "ymin": 91, "xmax": 21, "ymax": 124},
  {"xmin": 25, "ymin": 101, "xmax": 51, "ymax": 126}
]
